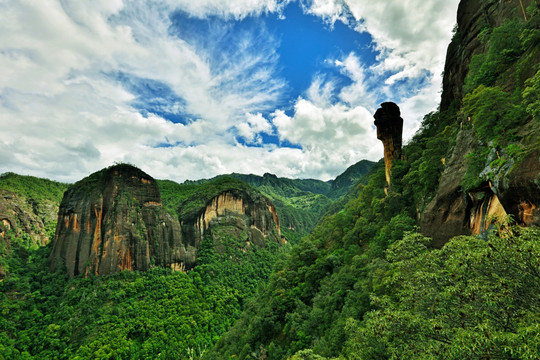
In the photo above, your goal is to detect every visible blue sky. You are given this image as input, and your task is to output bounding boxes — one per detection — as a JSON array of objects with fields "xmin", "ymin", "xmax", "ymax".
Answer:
[{"xmin": 0, "ymin": 0, "xmax": 460, "ymax": 183}]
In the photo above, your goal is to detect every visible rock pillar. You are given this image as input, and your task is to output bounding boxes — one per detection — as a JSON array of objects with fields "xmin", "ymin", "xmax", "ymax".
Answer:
[{"xmin": 373, "ymin": 102, "xmax": 403, "ymax": 189}]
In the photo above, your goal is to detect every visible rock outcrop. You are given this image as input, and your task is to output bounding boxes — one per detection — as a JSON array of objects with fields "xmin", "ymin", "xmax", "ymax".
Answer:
[
  {"xmin": 422, "ymin": 0, "xmax": 540, "ymax": 246},
  {"xmin": 49, "ymin": 164, "xmax": 184, "ymax": 276},
  {"xmin": 441, "ymin": 0, "xmax": 530, "ymax": 110},
  {"xmin": 49, "ymin": 164, "xmax": 281, "ymax": 276},
  {"xmin": 373, "ymin": 102, "xmax": 403, "ymax": 189},
  {"xmin": 0, "ymin": 190, "xmax": 52, "ymax": 247},
  {"xmin": 184, "ymin": 190, "xmax": 280, "ymax": 247}
]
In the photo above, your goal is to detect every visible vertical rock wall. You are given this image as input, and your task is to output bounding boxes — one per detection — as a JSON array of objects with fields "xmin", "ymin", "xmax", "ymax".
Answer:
[
  {"xmin": 49, "ymin": 165, "xmax": 185, "ymax": 276},
  {"xmin": 49, "ymin": 165, "xmax": 282, "ymax": 276}
]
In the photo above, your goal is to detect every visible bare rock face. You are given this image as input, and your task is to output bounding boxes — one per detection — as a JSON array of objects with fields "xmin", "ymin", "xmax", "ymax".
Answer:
[
  {"xmin": 374, "ymin": 102, "xmax": 403, "ymax": 188},
  {"xmin": 497, "ymin": 150, "xmax": 540, "ymax": 227},
  {"xmin": 49, "ymin": 164, "xmax": 185, "ymax": 276},
  {"xmin": 49, "ymin": 165, "xmax": 282, "ymax": 276},
  {"xmin": 0, "ymin": 190, "xmax": 51, "ymax": 247},
  {"xmin": 420, "ymin": 128, "xmax": 476, "ymax": 247},
  {"xmin": 441, "ymin": 0, "xmax": 529, "ymax": 110}
]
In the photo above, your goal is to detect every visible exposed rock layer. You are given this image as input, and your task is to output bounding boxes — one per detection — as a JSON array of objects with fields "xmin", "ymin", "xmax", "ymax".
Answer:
[
  {"xmin": 49, "ymin": 165, "xmax": 281, "ymax": 276},
  {"xmin": 441, "ymin": 0, "xmax": 530, "ymax": 110},
  {"xmin": 374, "ymin": 102, "xmax": 403, "ymax": 188},
  {"xmin": 422, "ymin": 0, "xmax": 540, "ymax": 246}
]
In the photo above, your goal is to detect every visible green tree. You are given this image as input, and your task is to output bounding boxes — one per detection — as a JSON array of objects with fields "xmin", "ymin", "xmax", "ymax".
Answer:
[{"xmin": 344, "ymin": 227, "xmax": 540, "ymax": 359}]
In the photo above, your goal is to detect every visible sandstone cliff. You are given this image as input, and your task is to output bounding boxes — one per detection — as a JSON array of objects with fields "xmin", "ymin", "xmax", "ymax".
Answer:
[
  {"xmin": 441, "ymin": 0, "xmax": 532, "ymax": 110},
  {"xmin": 421, "ymin": 0, "xmax": 540, "ymax": 246},
  {"xmin": 49, "ymin": 165, "xmax": 281, "ymax": 276}
]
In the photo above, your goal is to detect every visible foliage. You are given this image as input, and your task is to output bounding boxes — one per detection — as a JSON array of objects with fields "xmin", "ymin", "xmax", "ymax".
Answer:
[
  {"xmin": 0, "ymin": 223, "xmax": 284, "ymax": 359},
  {"xmin": 464, "ymin": 20, "xmax": 525, "ymax": 93},
  {"xmin": 463, "ymin": 85, "xmax": 526, "ymax": 145},
  {"xmin": 343, "ymin": 227, "xmax": 540, "ymax": 359},
  {"xmin": 0, "ymin": 172, "xmax": 68, "ymax": 203},
  {"xmin": 523, "ymin": 69, "xmax": 540, "ymax": 120}
]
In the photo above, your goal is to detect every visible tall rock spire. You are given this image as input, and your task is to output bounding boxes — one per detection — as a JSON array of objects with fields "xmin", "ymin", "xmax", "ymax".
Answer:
[{"xmin": 373, "ymin": 102, "xmax": 403, "ymax": 190}]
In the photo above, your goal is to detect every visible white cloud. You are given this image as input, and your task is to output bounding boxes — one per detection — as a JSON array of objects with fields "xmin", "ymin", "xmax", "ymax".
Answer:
[
  {"xmin": 0, "ymin": 0, "xmax": 460, "ymax": 183},
  {"xmin": 235, "ymin": 112, "xmax": 274, "ymax": 144},
  {"xmin": 334, "ymin": 53, "xmax": 374, "ymax": 108},
  {"xmin": 164, "ymin": 0, "xmax": 291, "ymax": 19},
  {"xmin": 272, "ymin": 98, "xmax": 381, "ymax": 179}
]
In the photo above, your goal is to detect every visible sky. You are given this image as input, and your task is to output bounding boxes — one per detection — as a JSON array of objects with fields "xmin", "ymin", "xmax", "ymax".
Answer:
[{"xmin": 0, "ymin": 0, "xmax": 461, "ymax": 183}]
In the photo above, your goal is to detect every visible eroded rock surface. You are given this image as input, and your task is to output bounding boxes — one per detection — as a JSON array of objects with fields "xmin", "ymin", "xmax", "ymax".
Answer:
[
  {"xmin": 374, "ymin": 102, "xmax": 403, "ymax": 188},
  {"xmin": 49, "ymin": 164, "xmax": 184, "ymax": 276},
  {"xmin": 49, "ymin": 164, "xmax": 281, "ymax": 276}
]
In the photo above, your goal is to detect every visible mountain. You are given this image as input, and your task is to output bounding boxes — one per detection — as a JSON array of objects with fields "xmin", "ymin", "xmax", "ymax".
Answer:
[
  {"xmin": 208, "ymin": 1, "xmax": 540, "ymax": 359},
  {"xmin": 330, "ymin": 159, "xmax": 376, "ymax": 197},
  {"xmin": 0, "ymin": 172, "xmax": 68, "ymax": 277},
  {"xmin": 190, "ymin": 159, "xmax": 376, "ymax": 242},
  {"xmin": 48, "ymin": 164, "xmax": 282, "ymax": 276}
]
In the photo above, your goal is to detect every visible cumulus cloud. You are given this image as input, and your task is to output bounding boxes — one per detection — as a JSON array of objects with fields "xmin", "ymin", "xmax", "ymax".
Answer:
[
  {"xmin": 0, "ymin": 0, "xmax": 460, "ymax": 183},
  {"xmin": 272, "ymin": 98, "xmax": 381, "ymax": 179},
  {"xmin": 0, "ymin": 0, "xmax": 286, "ymax": 182},
  {"xmin": 235, "ymin": 112, "xmax": 274, "ymax": 144}
]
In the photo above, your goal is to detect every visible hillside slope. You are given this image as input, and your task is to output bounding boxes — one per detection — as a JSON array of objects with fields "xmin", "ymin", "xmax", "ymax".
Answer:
[
  {"xmin": 208, "ymin": 1, "xmax": 540, "ymax": 359},
  {"xmin": 0, "ymin": 173, "xmax": 67, "ymax": 277},
  {"xmin": 193, "ymin": 159, "xmax": 375, "ymax": 242}
]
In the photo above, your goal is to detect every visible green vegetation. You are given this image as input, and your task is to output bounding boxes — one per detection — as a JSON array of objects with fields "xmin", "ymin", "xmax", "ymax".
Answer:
[
  {"xmin": 0, "ymin": 232, "xmax": 284, "ymax": 359},
  {"xmin": 208, "ymin": 4, "xmax": 540, "ymax": 359},
  {"xmin": 344, "ymin": 226, "xmax": 540, "ymax": 360},
  {"xmin": 0, "ymin": 172, "xmax": 68, "ymax": 203},
  {"xmin": 460, "ymin": 5, "xmax": 540, "ymax": 191},
  {"xmin": 0, "ymin": 173, "xmax": 67, "ymax": 276},
  {"xmin": 157, "ymin": 176, "xmax": 256, "ymax": 219}
]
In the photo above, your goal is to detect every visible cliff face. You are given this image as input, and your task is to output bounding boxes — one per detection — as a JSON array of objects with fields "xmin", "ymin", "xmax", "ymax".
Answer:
[
  {"xmin": 441, "ymin": 0, "xmax": 529, "ymax": 110},
  {"xmin": 49, "ymin": 165, "xmax": 184, "ymax": 276},
  {"xmin": 49, "ymin": 165, "xmax": 281, "ymax": 276},
  {"xmin": 373, "ymin": 102, "xmax": 403, "ymax": 189},
  {"xmin": 422, "ymin": 0, "xmax": 540, "ymax": 245},
  {"xmin": 190, "ymin": 190, "xmax": 280, "ymax": 243}
]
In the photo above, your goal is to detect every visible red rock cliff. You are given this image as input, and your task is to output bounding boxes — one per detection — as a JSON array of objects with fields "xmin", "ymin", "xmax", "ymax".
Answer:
[
  {"xmin": 49, "ymin": 164, "xmax": 184, "ymax": 276},
  {"xmin": 49, "ymin": 165, "xmax": 282, "ymax": 276}
]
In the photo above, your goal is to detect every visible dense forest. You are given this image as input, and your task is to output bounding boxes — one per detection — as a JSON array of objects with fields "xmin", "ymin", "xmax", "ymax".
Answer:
[
  {"xmin": 1, "ymin": 1, "xmax": 539, "ymax": 359},
  {"xmin": 209, "ymin": 2, "xmax": 540, "ymax": 359}
]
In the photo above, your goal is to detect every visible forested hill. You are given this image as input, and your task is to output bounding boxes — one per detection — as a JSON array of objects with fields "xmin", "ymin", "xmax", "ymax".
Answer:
[
  {"xmin": 0, "ymin": 159, "xmax": 373, "ymax": 358},
  {"xmin": 187, "ymin": 159, "xmax": 376, "ymax": 242},
  {"xmin": 208, "ymin": 1, "xmax": 540, "ymax": 359},
  {"xmin": 0, "ymin": 173, "xmax": 68, "ymax": 276}
]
